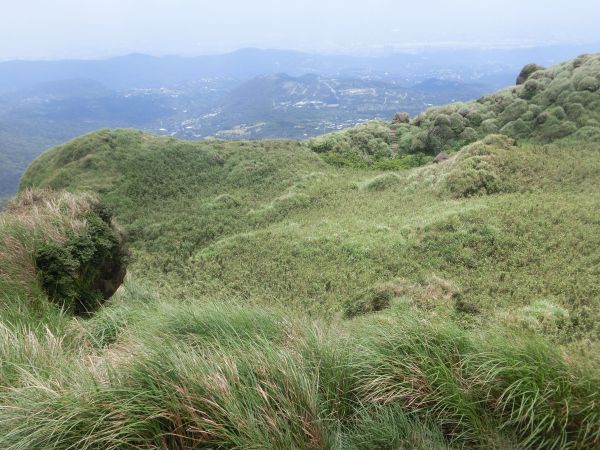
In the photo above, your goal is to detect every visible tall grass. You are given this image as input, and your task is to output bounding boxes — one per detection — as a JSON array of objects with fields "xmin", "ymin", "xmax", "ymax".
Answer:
[
  {"xmin": 0, "ymin": 189, "xmax": 98, "ymax": 329},
  {"xmin": 0, "ymin": 300, "xmax": 598, "ymax": 449}
]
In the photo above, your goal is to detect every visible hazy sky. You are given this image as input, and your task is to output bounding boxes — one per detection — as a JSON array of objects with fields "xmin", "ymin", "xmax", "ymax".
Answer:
[{"xmin": 1, "ymin": 0, "xmax": 599, "ymax": 60}]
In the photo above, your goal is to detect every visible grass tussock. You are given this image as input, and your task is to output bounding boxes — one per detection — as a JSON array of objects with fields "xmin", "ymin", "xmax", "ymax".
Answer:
[
  {"xmin": 0, "ymin": 300, "xmax": 598, "ymax": 449},
  {"xmin": 0, "ymin": 190, "xmax": 97, "ymax": 309}
]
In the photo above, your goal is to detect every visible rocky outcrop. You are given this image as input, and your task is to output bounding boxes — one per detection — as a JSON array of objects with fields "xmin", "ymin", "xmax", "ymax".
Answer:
[
  {"xmin": 433, "ymin": 152, "xmax": 450, "ymax": 163},
  {"xmin": 393, "ymin": 112, "xmax": 410, "ymax": 123}
]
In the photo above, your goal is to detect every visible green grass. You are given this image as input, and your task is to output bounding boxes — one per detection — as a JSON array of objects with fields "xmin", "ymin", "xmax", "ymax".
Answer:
[
  {"xmin": 2, "ymin": 53, "xmax": 600, "ymax": 448},
  {"xmin": 9, "ymin": 128, "xmax": 600, "ymax": 448},
  {"xmin": 21, "ymin": 129, "xmax": 599, "ymax": 330},
  {"xmin": 0, "ymin": 294, "xmax": 598, "ymax": 449}
]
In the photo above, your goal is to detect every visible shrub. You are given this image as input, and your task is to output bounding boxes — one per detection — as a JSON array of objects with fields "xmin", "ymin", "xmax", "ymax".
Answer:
[
  {"xmin": 520, "ymin": 79, "xmax": 541, "ymax": 99},
  {"xmin": 459, "ymin": 107, "xmax": 484, "ymax": 127},
  {"xmin": 573, "ymin": 54, "xmax": 592, "ymax": 68},
  {"xmin": 445, "ymin": 161, "xmax": 502, "ymax": 198},
  {"xmin": 535, "ymin": 111, "xmax": 549, "ymax": 125},
  {"xmin": 516, "ymin": 63, "xmax": 545, "ymax": 85},
  {"xmin": 358, "ymin": 173, "xmax": 402, "ymax": 192},
  {"xmin": 434, "ymin": 114, "xmax": 452, "ymax": 127},
  {"xmin": 537, "ymin": 119, "xmax": 578, "ymax": 141},
  {"xmin": 249, "ymin": 192, "xmax": 311, "ymax": 221},
  {"xmin": 565, "ymin": 103, "xmax": 586, "ymax": 121},
  {"xmin": 500, "ymin": 119, "xmax": 531, "ymax": 139},
  {"xmin": 307, "ymin": 122, "xmax": 392, "ymax": 165},
  {"xmin": 1, "ymin": 189, "xmax": 128, "ymax": 316},
  {"xmin": 441, "ymin": 135, "xmax": 514, "ymax": 198},
  {"xmin": 480, "ymin": 119, "xmax": 499, "ymax": 134},
  {"xmin": 411, "ymin": 131, "xmax": 430, "ymax": 153},
  {"xmin": 308, "ymin": 136, "xmax": 335, "ymax": 153},
  {"xmin": 547, "ymin": 106, "xmax": 567, "ymax": 121},
  {"xmin": 540, "ymin": 78, "xmax": 574, "ymax": 107},
  {"xmin": 570, "ymin": 126, "xmax": 600, "ymax": 142},
  {"xmin": 427, "ymin": 125, "xmax": 455, "ymax": 152},
  {"xmin": 449, "ymin": 113, "xmax": 466, "ymax": 132},
  {"xmin": 459, "ymin": 127, "xmax": 479, "ymax": 143},
  {"xmin": 500, "ymin": 99, "xmax": 529, "ymax": 123},
  {"xmin": 576, "ymin": 76, "xmax": 599, "ymax": 92}
]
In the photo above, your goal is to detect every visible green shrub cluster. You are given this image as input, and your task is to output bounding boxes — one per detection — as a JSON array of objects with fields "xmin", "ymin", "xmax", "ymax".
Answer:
[
  {"xmin": 308, "ymin": 54, "xmax": 600, "ymax": 167},
  {"xmin": 307, "ymin": 121, "xmax": 392, "ymax": 165}
]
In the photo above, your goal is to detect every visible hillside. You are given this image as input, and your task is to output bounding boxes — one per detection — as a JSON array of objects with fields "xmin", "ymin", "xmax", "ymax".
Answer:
[
  {"xmin": 2, "ymin": 54, "xmax": 600, "ymax": 448},
  {"xmin": 0, "ymin": 73, "xmax": 489, "ymax": 198},
  {"xmin": 2, "ymin": 45, "xmax": 597, "ymax": 198},
  {"xmin": 309, "ymin": 53, "xmax": 600, "ymax": 166},
  {"xmin": 207, "ymin": 73, "xmax": 489, "ymax": 139}
]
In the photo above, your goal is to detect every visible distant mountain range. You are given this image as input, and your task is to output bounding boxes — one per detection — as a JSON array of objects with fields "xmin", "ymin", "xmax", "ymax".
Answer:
[
  {"xmin": 1, "ymin": 44, "xmax": 599, "ymax": 196},
  {"xmin": 2, "ymin": 45, "xmax": 598, "ymax": 92}
]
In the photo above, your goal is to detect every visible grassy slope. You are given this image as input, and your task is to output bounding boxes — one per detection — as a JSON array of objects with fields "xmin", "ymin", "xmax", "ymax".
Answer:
[
  {"xmin": 4, "ymin": 55, "xmax": 600, "ymax": 448},
  {"xmin": 20, "ymin": 129, "xmax": 600, "ymax": 337},
  {"xmin": 12, "ymin": 128, "xmax": 600, "ymax": 447}
]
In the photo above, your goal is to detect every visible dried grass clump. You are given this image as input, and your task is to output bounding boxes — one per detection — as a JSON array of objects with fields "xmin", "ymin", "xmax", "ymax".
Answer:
[{"xmin": 4, "ymin": 188, "xmax": 97, "ymax": 242}]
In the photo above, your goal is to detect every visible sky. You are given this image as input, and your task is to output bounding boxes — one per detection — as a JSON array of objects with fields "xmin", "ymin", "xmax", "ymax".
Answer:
[{"xmin": 1, "ymin": 0, "xmax": 600, "ymax": 60}]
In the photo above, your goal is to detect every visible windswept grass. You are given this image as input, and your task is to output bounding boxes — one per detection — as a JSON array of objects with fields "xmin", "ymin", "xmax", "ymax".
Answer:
[{"xmin": 0, "ymin": 297, "xmax": 598, "ymax": 449}]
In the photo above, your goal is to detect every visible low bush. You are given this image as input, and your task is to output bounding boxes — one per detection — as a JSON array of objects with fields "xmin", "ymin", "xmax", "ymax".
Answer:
[
  {"xmin": 0, "ymin": 189, "xmax": 128, "ymax": 317},
  {"xmin": 576, "ymin": 76, "xmax": 599, "ymax": 92},
  {"xmin": 357, "ymin": 173, "xmax": 402, "ymax": 192},
  {"xmin": 516, "ymin": 63, "xmax": 545, "ymax": 85},
  {"xmin": 439, "ymin": 135, "xmax": 515, "ymax": 198}
]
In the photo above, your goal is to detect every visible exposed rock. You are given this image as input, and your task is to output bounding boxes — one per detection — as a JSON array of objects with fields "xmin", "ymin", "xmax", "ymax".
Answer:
[
  {"xmin": 393, "ymin": 112, "xmax": 410, "ymax": 123},
  {"xmin": 433, "ymin": 152, "xmax": 450, "ymax": 164}
]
